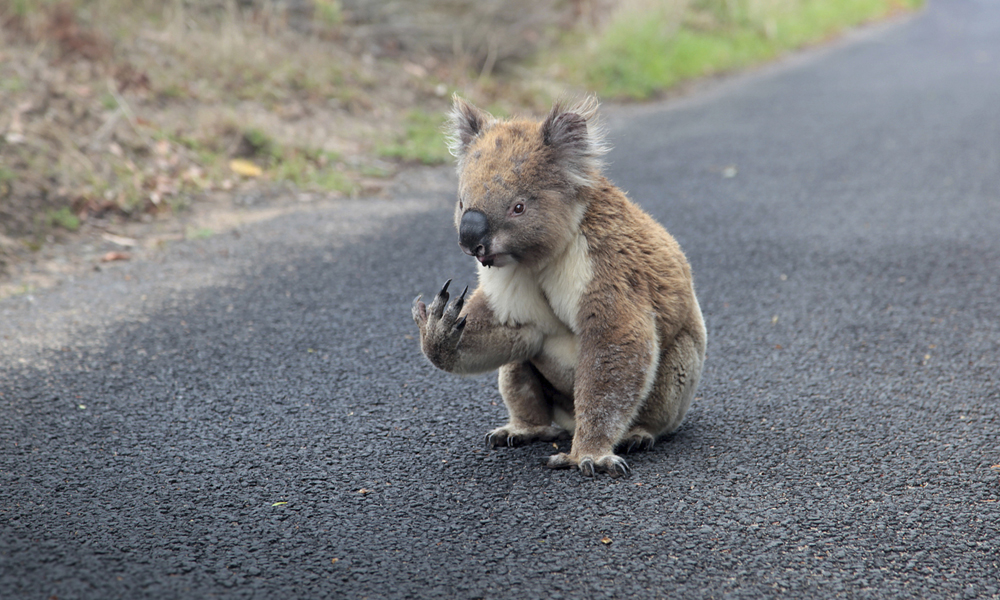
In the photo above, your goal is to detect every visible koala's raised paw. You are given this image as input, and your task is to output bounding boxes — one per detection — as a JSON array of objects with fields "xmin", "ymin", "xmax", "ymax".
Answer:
[
  {"xmin": 486, "ymin": 425, "xmax": 570, "ymax": 449},
  {"xmin": 412, "ymin": 279, "xmax": 468, "ymax": 370},
  {"xmin": 545, "ymin": 452, "xmax": 632, "ymax": 478}
]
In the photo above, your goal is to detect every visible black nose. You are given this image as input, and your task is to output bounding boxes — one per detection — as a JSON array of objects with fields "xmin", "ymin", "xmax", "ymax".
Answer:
[{"xmin": 459, "ymin": 210, "xmax": 489, "ymax": 255}]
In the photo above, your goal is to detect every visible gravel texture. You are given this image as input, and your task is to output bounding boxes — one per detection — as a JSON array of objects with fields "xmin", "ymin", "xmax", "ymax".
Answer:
[{"xmin": 2, "ymin": 1, "xmax": 998, "ymax": 598}]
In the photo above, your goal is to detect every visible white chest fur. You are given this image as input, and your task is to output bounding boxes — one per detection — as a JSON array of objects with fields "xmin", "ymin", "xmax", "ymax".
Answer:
[
  {"xmin": 478, "ymin": 227, "xmax": 592, "ymax": 386},
  {"xmin": 537, "ymin": 232, "xmax": 592, "ymax": 334},
  {"xmin": 478, "ymin": 229, "xmax": 592, "ymax": 335}
]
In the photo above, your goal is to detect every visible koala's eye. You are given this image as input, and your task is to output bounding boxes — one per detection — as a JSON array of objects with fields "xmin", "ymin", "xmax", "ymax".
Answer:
[{"xmin": 512, "ymin": 202, "xmax": 525, "ymax": 215}]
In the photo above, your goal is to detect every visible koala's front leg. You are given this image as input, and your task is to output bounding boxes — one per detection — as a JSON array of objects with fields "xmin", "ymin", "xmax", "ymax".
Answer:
[
  {"xmin": 412, "ymin": 280, "xmax": 543, "ymax": 375},
  {"xmin": 546, "ymin": 313, "xmax": 659, "ymax": 478}
]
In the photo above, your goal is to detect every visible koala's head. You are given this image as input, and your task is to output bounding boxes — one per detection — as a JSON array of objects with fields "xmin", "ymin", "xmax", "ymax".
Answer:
[{"xmin": 445, "ymin": 96, "xmax": 608, "ymax": 269}]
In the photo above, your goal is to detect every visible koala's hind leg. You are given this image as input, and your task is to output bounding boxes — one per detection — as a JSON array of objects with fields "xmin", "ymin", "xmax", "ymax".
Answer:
[
  {"xmin": 624, "ymin": 327, "xmax": 706, "ymax": 453},
  {"xmin": 486, "ymin": 362, "xmax": 571, "ymax": 448}
]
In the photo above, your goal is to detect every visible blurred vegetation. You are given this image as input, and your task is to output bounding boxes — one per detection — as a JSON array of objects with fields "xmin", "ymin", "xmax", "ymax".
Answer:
[
  {"xmin": 552, "ymin": 0, "xmax": 925, "ymax": 99},
  {"xmin": 0, "ymin": 0, "xmax": 923, "ymax": 262},
  {"xmin": 378, "ymin": 110, "xmax": 455, "ymax": 166}
]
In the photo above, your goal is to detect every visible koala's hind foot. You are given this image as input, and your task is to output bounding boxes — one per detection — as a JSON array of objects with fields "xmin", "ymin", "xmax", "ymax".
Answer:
[
  {"xmin": 618, "ymin": 427, "xmax": 656, "ymax": 454},
  {"xmin": 486, "ymin": 424, "xmax": 570, "ymax": 448},
  {"xmin": 545, "ymin": 452, "xmax": 632, "ymax": 478}
]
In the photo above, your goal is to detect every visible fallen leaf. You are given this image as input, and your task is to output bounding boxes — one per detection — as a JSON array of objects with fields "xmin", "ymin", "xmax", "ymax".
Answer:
[
  {"xmin": 331, "ymin": 558, "xmax": 339, "ymax": 564},
  {"xmin": 101, "ymin": 251, "xmax": 131, "ymax": 262},
  {"xmin": 601, "ymin": 537, "xmax": 612, "ymax": 545},
  {"xmin": 229, "ymin": 159, "xmax": 262, "ymax": 177},
  {"xmin": 991, "ymin": 465, "xmax": 1000, "ymax": 470},
  {"xmin": 358, "ymin": 488, "xmax": 372, "ymax": 494},
  {"xmin": 271, "ymin": 501, "xmax": 287, "ymax": 506}
]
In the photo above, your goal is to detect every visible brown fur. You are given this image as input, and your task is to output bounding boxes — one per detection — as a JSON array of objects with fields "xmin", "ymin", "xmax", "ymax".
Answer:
[{"xmin": 413, "ymin": 96, "xmax": 706, "ymax": 477}]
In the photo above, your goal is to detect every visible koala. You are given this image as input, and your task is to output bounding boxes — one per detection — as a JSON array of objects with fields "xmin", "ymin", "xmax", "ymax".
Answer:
[{"xmin": 412, "ymin": 95, "xmax": 706, "ymax": 477}]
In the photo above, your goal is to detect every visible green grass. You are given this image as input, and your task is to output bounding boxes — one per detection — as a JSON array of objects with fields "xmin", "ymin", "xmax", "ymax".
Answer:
[
  {"xmin": 314, "ymin": 0, "xmax": 343, "ymax": 26},
  {"xmin": 0, "ymin": 74, "xmax": 25, "ymax": 92},
  {"xmin": 233, "ymin": 129, "xmax": 355, "ymax": 193},
  {"xmin": 271, "ymin": 148, "xmax": 355, "ymax": 194},
  {"xmin": 186, "ymin": 227, "xmax": 214, "ymax": 240},
  {"xmin": 46, "ymin": 207, "xmax": 81, "ymax": 232},
  {"xmin": 241, "ymin": 128, "xmax": 280, "ymax": 161},
  {"xmin": 0, "ymin": 166, "xmax": 15, "ymax": 186},
  {"xmin": 167, "ymin": 125, "xmax": 356, "ymax": 194},
  {"xmin": 378, "ymin": 110, "xmax": 451, "ymax": 165},
  {"xmin": 567, "ymin": 0, "xmax": 925, "ymax": 100}
]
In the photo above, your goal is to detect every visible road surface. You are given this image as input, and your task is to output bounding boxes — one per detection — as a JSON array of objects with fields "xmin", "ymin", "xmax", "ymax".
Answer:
[{"xmin": 2, "ymin": 1, "xmax": 998, "ymax": 598}]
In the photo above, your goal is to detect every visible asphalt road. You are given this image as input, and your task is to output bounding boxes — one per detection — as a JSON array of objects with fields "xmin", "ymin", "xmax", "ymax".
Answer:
[{"xmin": 2, "ymin": 1, "xmax": 999, "ymax": 598}]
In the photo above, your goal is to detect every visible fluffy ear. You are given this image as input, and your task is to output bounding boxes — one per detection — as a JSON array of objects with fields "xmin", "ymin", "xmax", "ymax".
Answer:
[
  {"xmin": 541, "ymin": 95, "xmax": 609, "ymax": 188},
  {"xmin": 446, "ymin": 95, "xmax": 492, "ymax": 162}
]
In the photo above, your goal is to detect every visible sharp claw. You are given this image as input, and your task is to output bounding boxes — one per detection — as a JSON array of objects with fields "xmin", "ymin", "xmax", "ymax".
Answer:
[
  {"xmin": 430, "ymin": 280, "xmax": 452, "ymax": 318},
  {"xmin": 459, "ymin": 286, "xmax": 469, "ymax": 301},
  {"xmin": 456, "ymin": 315, "xmax": 467, "ymax": 330},
  {"xmin": 411, "ymin": 295, "xmax": 427, "ymax": 322},
  {"xmin": 580, "ymin": 458, "xmax": 595, "ymax": 477}
]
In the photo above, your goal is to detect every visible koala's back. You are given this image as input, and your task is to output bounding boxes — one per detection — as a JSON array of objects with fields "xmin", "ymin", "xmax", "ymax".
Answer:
[{"xmin": 576, "ymin": 179, "xmax": 699, "ymax": 340}]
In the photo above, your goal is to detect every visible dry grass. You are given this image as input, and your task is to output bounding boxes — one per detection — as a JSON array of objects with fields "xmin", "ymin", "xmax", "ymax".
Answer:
[
  {"xmin": 0, "ymin": 0, "xmax": 923, "ymax": 279},
  {"xmin": 0, "ymin": 0, "xmax": 465, "ymax": 249}
]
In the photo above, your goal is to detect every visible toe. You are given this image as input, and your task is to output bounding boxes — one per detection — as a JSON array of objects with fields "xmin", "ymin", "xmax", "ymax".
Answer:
[{"xmin": 545, "ymin": 453, "xmax": 574, "ymax": 470}]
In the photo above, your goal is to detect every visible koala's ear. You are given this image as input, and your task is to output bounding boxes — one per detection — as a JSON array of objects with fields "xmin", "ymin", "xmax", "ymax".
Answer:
[
  {"xmin": 541, "ymin": 95, "xmax": 609, "ymax": 188},
  {"xmin": 446, "ymin": 95, "xmax": 492, "ymax": 160}
]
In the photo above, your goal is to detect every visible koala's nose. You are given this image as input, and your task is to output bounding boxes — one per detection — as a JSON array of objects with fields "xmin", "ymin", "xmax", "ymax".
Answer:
[{"xmin": 459, "ymin": 210, "xmax": 489, "ymax": 256}]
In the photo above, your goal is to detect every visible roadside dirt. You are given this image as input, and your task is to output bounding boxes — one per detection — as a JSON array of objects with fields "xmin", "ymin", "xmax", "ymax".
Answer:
[
  {"xmin": 0, "ymin": 2, "xmax": 554, "ymax": 299},
  {"xmin": 0, "ymin": 1, "xmax": 917, "ymax": 301}
]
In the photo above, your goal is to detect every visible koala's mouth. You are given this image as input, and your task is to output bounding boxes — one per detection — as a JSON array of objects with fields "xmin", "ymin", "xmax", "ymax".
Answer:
[
  {"xmin": 478, "ymin": 253, "xmax": 513, "ymax": 268},
  {"xmin": 458, "ymin": 240, "xmax": 514, "ymax": 268}
]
